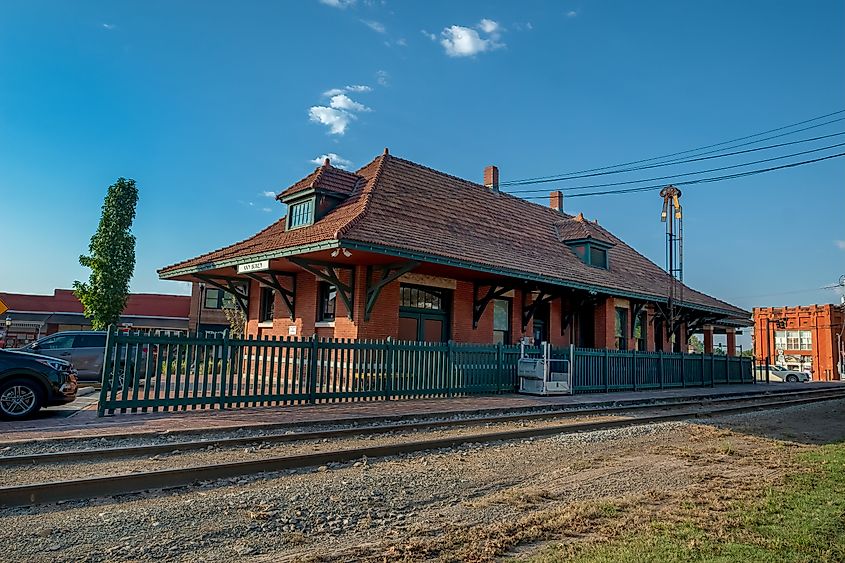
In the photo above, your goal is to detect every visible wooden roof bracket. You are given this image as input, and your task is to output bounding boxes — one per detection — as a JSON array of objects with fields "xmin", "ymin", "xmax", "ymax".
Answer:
[
  {"xmin": 521, "ymin": 285, "xmax": 558, "ymax": 331},
  {"xmin": 365, "ymin": 261, "xmax": 420, "ymax": 320},
  {"xmin": 193, "ymin": 273, "xmax": 250, "ymax": 314},
  {"xmin": 472, "ymin": 282, "xmax": 516, "ymax": 329},
  {"xmin": 242, "ymin": 271, "xmax": 296, "ymax": 320},
  {"xmin": 289, "ymin": 257, "xmax": 355, "ymax": 319}
]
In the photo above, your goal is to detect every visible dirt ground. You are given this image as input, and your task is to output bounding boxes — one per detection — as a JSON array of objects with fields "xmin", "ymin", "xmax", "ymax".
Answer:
[{"xmin": 1, "ymin": 399, "xmax": 842, "ymax": 562}]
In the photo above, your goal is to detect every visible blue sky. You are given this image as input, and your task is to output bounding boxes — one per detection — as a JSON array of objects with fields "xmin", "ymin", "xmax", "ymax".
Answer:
[{"xmin": 1, "ymin": 0, "xmax": 844, "ymax": 322}]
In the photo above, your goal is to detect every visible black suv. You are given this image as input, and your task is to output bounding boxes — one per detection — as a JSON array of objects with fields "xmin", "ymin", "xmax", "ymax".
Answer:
[{"xmin": 0, "ymin": 349, "xmax": 78, "ymax": 420}]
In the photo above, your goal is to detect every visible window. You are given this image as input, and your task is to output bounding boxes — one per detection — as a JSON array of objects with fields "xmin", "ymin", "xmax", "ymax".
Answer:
[
  {"xmin": 73, "ymin": 333, "xmax": 107, "ymax": 348},
  {"xmin": 566, "ymin": 241, "xmax": 610, "ymax": 269},
  {"xmin": 492, "ymin": 298, "xmax": 511, "ymax": 345},
  {"xmin": 317, "ymin": 282, "xmax": 337, "ymax": 322},
  {"xmin": 259, "ymin": 287, "xmax": 275, "ymax": 323},
  {"xmin": 614, "ymin": 307, "xmax": 628, "ymax": 350},
  {"xmin": 35, "ymin": 334, "xmax": 74, "ymax": 350},
  {"xmin": 775, "ymin": 330, "xmax": 812, "ymax": 351},
  {"xmin": 400, "ymin": 285, "xmax": 446, "ymax": 311},
  {"xmin": 204, "ymin": 289, "xmax": 234, "ymax": 309},
  {"xmin": 632, "ymin": 311, "xmax": 647, "ymax": 351},
  {"xmin": 590, "ymin": 247, "xmax": 607, "ymax": 269},
  {"xmin": 287, "ymin": 200, "xmax": 313, "ymax": 229}
]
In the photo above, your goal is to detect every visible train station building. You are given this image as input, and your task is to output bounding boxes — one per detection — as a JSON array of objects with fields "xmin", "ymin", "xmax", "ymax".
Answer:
[{"xmin": 159, "ymin": 150, "xmax": 750, "ymax": 352}]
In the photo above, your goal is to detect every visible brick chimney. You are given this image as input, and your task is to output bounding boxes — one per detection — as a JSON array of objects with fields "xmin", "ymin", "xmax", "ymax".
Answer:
[
  {"xmin": 550, "ymin": 190, "xmax": 564, "ymax": 212},
  {"xmin": 483, "ymin": 165, "xmax": 499, "ymax": 191}
]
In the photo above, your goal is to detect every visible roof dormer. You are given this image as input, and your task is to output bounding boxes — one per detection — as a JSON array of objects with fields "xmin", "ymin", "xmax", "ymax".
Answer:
[
  {"xmin": 277, "ymin": 157, "xmax": 363, "ymax": 230},
  {"xmin": 554, "ymin": 212, "xmax": 615, "ymax": 269}
]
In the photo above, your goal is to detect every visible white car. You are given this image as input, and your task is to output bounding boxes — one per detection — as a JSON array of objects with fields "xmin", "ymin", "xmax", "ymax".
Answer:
[{"xmin": 755, "ymin": 365, "xmax": 811, "ymax": 383}]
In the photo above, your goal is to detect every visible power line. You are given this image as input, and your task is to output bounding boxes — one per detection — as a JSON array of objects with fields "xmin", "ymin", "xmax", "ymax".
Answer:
[
  {"xmin": 505, "ymin": 140, "xmax": 845, "ymax": 195},
  {"xmin": 515, "ymin": 152, "xmax": 845, "ymax": 199},
  {"xmin": 727, "ymin": 285, "xmax": 839, "ymax": 300},
  {"xmin": 501, "ymin": 110, "xmax": 845, "ymax": 186}
]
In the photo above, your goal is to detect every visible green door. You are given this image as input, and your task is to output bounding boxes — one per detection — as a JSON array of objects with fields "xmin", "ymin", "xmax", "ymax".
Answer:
[{"xmin": 398, "ymin": 284, "xmax": 450, "ymax": 342}]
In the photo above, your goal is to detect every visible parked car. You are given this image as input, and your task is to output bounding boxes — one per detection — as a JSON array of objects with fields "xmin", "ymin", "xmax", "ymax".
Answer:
[
  {"xmin": 0, "ymin": 349, "xmax": 78, "ymax": 419},
  {"xmin": 754, "ymin": 365, "xmax": 811, "ymax": 383},
  {"xmin": 19, "ymin": 331, "xmax": 108, "ymax": 381}
]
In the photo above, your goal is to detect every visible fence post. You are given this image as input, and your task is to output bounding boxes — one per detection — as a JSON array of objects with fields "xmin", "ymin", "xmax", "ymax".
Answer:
[
  {"xmin": 725, "ymin": 351, "xmax": 730, "ymax": 384},
  {"xmin": 308, "ymin": 336, "xmax": 318, "ymax": 404},
  {"xmin": 631, "ymin": 349, "xmax": 637, "ymax": 391},
  {"xmin": 701, "ymin": 353, "xmax": 706, "ymax": 388},
  {"xmin": 658, "ymin": 350, "xmax": 664, "ymax": 389},
  {"xmin": 97, "ymin": 325, "xmax": 115, "ymax": 417},
  {"xmin": 495, "ymin": 342, "xmax": 503, "ymax": 394},
  {"xmin": 447, "ymin": 340, "xmax": 454, "ymax": 396},
  {"xmin": 385, "ymin": 337, "xmax": 393, "ymax": 401},
  {"xmin": 219, "ymin": 333, "xmax": 229, "ymax": 410},
  {"xmin": 681, "ymin": 352, "xmax": 687, "ymax": 388},
  {"xmin": 603, "ymin": 348, "xmax": 609, "ymax": 393}
]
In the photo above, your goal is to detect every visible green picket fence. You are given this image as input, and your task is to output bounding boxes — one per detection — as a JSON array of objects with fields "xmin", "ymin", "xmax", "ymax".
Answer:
[
  {"xmin": 570, "ymin": 347, "xmax": 754, "ymax": 392},
  {"xmin": 97, "ymin": 328, "xmax": 753, "ymax": 416},
  {"xmin": 97, "ymin": 328, "xmax": 524, "ymax": 415}
]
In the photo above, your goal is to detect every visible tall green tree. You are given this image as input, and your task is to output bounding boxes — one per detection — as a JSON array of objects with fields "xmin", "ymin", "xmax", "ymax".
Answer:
[{"xmin": 73, "ymin": 178, "xmax": 139, "ymax": 330}]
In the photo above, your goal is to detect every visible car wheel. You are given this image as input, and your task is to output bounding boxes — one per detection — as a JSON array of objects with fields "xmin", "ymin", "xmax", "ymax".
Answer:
[
  {"xmin": 0, "ymin": 378, "xmax": 44, "ymax": 420},
  {"xmin": 786, "ymin": 375, "xmax": 799, "ymax": 383}
]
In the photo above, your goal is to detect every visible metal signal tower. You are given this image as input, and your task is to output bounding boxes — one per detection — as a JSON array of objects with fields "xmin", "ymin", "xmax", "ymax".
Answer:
[{"xmin": 660, "ymin": 185, "xmax": 683, "ymax": 350}]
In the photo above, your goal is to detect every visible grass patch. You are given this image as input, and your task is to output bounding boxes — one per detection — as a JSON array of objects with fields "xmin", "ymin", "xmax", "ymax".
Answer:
[{"xmin": 533, "ymin": 442, "xmax": 845, "ymax": 563}]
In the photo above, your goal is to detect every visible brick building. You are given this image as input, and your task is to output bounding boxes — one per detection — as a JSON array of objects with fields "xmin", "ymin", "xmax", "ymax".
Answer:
[
  {"xmin": 0, "ymin": 289, "xmax": 190, "ymax": 348},
  {"xmin": 753, "ymin": 304, "xmax": 845, "ymax": 381},
  {"xmin": 159, "ymin": 151, "xmax": 750, "ymax": 351}
]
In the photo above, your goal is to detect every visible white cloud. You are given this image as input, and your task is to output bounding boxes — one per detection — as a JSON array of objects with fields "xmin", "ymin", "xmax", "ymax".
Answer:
[
  {"xmin": 102, "ymin": 23, "xmax": 115, "ymax": 30},
  {"xmin": 310, "ymin": 153, "xmax": 353, "ymax": 169},
  {"xmin": 319, "ymin": 0, "xmax": 355, "ymax": 8},
  {"xmin": 361, "ymin": 20, "xmax": 386, "ymax": 33},
  {"xmin": 395, "ymin": 37, "xmax": 407, "ymax": 47},
  {"xmin": 440, "ymin": 24, "xmax": 504, "ymax": 57},
  {"xmin": 513, "ymin": 22, "xmax": 533, "ymax": 31},
  {"xmin": 376, "ymin": 70, "xmax": 389, "ymax": 86},
  {"xmin": 346, "ymin": 84, "xmax": 372, "ymax": 93},
  {"xmin": 421, "ymin": 29, "xmax": 437, "ymax": 41},
  {"xmin": 261, "ymin": 207, "xmax": 273, "ymax": 213},
  {"xmin": 478, "ymin": 19, "xmax": 500, "ymax": 34},
  {"xmin": 322, "ymin": 87, "xmax": 346, "ymax": 97},
  {"xmin": 308, "ymin": 106, "xmax": 355, "ymax": 135},
  {"xmin": 835, "ymin": 240, "xmax": 845, "ymax": 250},
  {"xmin": 260, "ymin": 190, "xmax": 276, "ymax": 198},
  {"xmin": 567, "ymin": 10, "xmax": 578, "ymax": 17},
  {"xmin": 329, "ymin": 94, "xmax": 371, "ymax": 112}
]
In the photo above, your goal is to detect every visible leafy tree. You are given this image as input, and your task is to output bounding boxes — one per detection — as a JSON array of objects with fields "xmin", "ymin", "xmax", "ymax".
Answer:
[
  {"xmin": 688, "ymin": 334, "xmax": 704, "ymax": 354},
  {"xmin": 73, "ymin": 178, "xmax": 139, "ymax": 329},
  {"xmin": 222, "ymin": 303, "xmax": 246, "ymax": 338}
]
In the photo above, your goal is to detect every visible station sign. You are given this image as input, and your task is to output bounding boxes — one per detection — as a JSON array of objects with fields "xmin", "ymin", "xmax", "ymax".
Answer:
[{"xmin": 237, "ymin": 260, "xmax": 270, "ymax": 274}]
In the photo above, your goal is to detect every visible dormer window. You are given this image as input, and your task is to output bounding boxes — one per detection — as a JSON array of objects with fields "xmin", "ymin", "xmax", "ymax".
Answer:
[
  {"xmin": 288, "ymin": 200, "xmax": 314, "ymax": 229},
  {"xmin": 565, "ymin": 240, "xmax": 610, "ymax": 269},
  {"xmin": 554, "ymin": 212, "xmax": 614, "ymax": 270}
]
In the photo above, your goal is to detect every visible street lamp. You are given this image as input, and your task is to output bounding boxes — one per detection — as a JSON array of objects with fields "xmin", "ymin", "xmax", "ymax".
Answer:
[{"xmin": 196, "ymin": 282, "xmax": 206, "ymax": 337}]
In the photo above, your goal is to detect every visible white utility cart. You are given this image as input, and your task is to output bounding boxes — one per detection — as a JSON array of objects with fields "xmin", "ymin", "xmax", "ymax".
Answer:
[{"xmin": 517, "ymin": 341, "xmax": 574, "ymax": 395}]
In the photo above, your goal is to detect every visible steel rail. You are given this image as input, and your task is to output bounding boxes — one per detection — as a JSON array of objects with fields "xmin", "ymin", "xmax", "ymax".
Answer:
[
  {"xmin": 1, "ymin": 391, "xmax": 844, "ymax": 508},
  {"xmin": 2, "ymin": 388, "xmax": 843, "ymax": 467}
]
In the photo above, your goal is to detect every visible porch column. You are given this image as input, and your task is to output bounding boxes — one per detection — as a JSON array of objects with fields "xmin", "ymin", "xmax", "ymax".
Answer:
[
  {"xmin": 703, "ymin": 325, "xmax": 714, "ymax": 354},
  {"xmin": 726, "ymin": 328, "xmax": 737, "ymax": 357},
  {"xmin": 645, "ymin": 306, "xmax": 655, "ymax": 352}
]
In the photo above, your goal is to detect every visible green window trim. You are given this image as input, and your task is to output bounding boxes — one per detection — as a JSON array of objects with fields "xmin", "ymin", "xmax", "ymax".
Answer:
[
  {"xmin": 287, "ymin": 199, "xmax": 314, "ymax": 229},
  {"xmin": 565, "ymin": 240, "xmax": 611, "ymax": 270}
]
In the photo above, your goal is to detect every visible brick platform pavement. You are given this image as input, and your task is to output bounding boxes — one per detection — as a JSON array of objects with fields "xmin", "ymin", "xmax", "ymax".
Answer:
[{"xmin": 2, "ymin": 382, "xmax": 842, "ymax": 444}]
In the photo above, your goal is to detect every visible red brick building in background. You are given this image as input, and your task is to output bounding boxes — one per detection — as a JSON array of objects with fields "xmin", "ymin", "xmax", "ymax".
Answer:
[
  {"xmin": 753, "ymin": 304, "xmax": 845, "ymax": 381},
  {"xmin": 0, "ymin": 289, "xmax": 190, "ymax": 348},
  {"xmin": 159, "ymin": 151, "xmax": 751, "ymax": 352}
]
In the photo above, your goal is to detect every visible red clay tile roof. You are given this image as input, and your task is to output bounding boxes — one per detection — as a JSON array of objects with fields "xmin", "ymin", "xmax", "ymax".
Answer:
[
  {"xmin": 160, "ymin": 152, "xmax": 747, "ymax": 317},
  {"xmin": 553, "ymin": 213, "xmax": 614, "ymax": 245},
  {"xmin": 277, "ymin": 160, "xmax": 363, "ymax": 200}
]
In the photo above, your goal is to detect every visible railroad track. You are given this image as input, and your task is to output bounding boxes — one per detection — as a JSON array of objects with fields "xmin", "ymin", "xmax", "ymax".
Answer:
[
  {"xmin": 1, "ymin": 387, "xmax": 842, "ymax": 466},
  {"xmin": 2, "ymin": 388, "xmax": 844, "ymax": 508}
]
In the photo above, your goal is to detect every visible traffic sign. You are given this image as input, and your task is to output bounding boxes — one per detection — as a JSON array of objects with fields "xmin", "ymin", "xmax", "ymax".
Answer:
[{"xmin": 0, "ymin": 297, "xmax": 7, "ymax": 316}]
